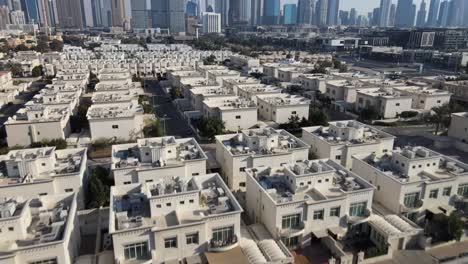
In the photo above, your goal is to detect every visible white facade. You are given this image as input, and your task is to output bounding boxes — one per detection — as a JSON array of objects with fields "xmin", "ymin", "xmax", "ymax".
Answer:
[
  {"xmin": 202, "ymin": 12, "xmax": 221, "ymax": 33},
  {"xmin": 352, "ymin": 146, "xmax": 468, "ymax": 223},
  {"xmin": 257, "ymin": 94, "xmax": 310, "ymax": 124},
  {"xmin": 215, "ymin": 128, "xmax": 310, "ymax": 190},
  {"xmin": 245, "ymin": 159, "xmax": 375, "ymax": 248},
  {"xmin": 111, "ymin": 136, "xmax": 207, "ymax": 186},
  {"xmin": 297, "ymin": 74, "xmax": 330, "ymax": 93},
  {"xmin": 355, "ymin": 88, "xmax": 413, "ymax": 119},
  {"xmin": 236, "ymin": 84, "xmax": 283, "ymax": 104},
  {"xmin": 394, "ymin": 86, "xmax": 452, "ymax": 111},
  {"xmin": 301, "ymin": 120, "xmax": 395, "ymax": 169},
  {"xmin": 109, "ymin": 173, "xmax": 243, "ymax": 264},
  {"xmin": 203, "ymin": 96, "xmax": 258, "ymax": 131},
  {"xmin": 0, "ymin": 147, "xmax": 88, "ymax": 208},
  {"xmin": 448, "ymin": 112, "xmax": 468, "ymax": 143},
  {"xmin": 0, "ymin": 193, "xmax": 80, "ymax": 264}
]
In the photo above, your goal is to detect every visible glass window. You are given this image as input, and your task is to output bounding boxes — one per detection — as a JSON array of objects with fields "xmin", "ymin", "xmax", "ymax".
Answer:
[
  {"xmin": 212, "ymin": 226, "xmax": 234, "ymax": 242},
  {"xmin": 429, "ymin": 189, "xmax": 438, "ymax": 199},
  {"xmin": 443, "ymin": 187, "xmax": 451, "ymax": 196},
  {"xmin": 313, "ymin": 209, "xmax": 324, "ymax": 220},
  {"xmin": 29, "ymin": 259, "xmax": 58, "ymax": 264},
  {"xmin": 164, "ymin": 237, "xmax": 177, "ymax": 248},
  {"xmin": 281, "ymin": 235, "xmax": 299, "ymax": 247},
  {"xmin": 124, "ymin": 241, "xmax": 149, "ymax": 260},
  {"xmin": 403, "ymin": 192, "xmax": 420, "ymax": 208},
  {"xmin": 330, "ymin": 207, "xmax": 341, "ymax": 217},
  {"xmin": 282, "ymin": 214, "xmax": 301, "ymax": 228},
  {"xmin": 349, "ymin": 202, "xmax": 367, "ymax": 217},
  {"xmin": 186, "ymin": 233, "xmax": 199, "ymax": 245},
  {"xmin": 458, "ymin": 184, "xmax": 468, "ymax": 197}
]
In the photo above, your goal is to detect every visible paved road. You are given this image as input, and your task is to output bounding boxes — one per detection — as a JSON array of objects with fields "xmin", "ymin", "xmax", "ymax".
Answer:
[{"xmin": 144, "ymin": 80, "xmax": 193, "ymax": 138}]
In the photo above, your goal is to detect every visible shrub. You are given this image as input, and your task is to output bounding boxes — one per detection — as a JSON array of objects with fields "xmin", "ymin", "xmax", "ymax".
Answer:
[{"xmin": 400, "ymin": 111, "xmax": 418, "ymax": 118}]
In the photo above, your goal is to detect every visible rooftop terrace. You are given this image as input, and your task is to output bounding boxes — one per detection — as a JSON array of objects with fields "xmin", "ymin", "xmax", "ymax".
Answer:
[
  {"xmin": 87, "ymin": 102, "xmax": 143, "ymax": 120},
  {"xmin": 258, "ymin": 94, "xmax": 310, "ymax": 106}
]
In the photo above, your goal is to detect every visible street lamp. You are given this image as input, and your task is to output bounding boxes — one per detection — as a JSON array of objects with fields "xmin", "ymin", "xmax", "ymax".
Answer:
[{"xmin": 162, "ymin": 114, "xmax": 167, "ymax": 135}]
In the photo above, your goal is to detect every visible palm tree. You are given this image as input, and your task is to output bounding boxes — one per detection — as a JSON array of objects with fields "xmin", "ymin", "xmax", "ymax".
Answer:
[{"xmin": 430, "ymin": 104, "xmax": 450, "ymax": 135}]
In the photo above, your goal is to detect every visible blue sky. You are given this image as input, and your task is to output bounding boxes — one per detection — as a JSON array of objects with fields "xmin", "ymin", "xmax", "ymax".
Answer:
[{"xmin": 283, "ymin": 0, "xmax": 424, "ymax": 15}]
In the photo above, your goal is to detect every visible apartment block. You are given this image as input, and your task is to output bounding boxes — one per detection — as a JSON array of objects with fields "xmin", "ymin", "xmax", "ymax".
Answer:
[
  {"xmin": 352, "ymin": 146, "xmax": 468, "ymax": 223},
  {"xmin": 245, "ymin": 159, "xmax": 374, "ymax": 248},
  {"xmin": 87, "ymin": 102, "xmax": 145, "ymax": 141},
  {"xmin": 215, "ymin": 128, "xmax": 310, "ymax": 190},
  {"xmin": 5, "ymin": 105, "xmax": 72, "ymax": 147},
  {"xmin": 356, "ymin": 88, "xmax": 413, "ymax": 119},
  {"xmin": 302, "ymin": 120, "xmax": 395, "ymax": 168},
  {"xmin": 0, "ymin": 147, "xmax": 88, "ymax": 208},
  {"xmin": 448, "ymin": 112, "xmax": 468, "ymax": 143},
  {"xmin": 257, "ymin": 94, "xmax": 310, "ymax": 124},
  {"xmin": 203, "ymin": 96, "xmax": 258, "ymax": 131},
  {"xmin": 109, "ymin": 173, "xmax": 243, "ymax": 264},
  {"xmin": 111, "ymin": 137, "xmax": 207, "ymax": 185},
  {"xmin": 0, "ymin": 193, "xmax": 80, "ymax": 264}
]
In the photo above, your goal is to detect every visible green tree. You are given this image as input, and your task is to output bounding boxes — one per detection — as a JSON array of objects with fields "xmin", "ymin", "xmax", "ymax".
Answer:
[
  {"xmin": 31, "ymin": 65, "xmax": 43, "ymax": 77},
  {"xmin": 7, "ymin": 63, "xmax": 22, "ymax": 77},
  {"xmin": 30, "ymin": 138, "xmax": 67, "ymax": 149},
  {"xmin": 14, "ymin": 44, "xmax": 29, "ymax": 52},
  {"xmin": 360, "ymin": 106, "xmax": 380, "ymax": 122},
  {"xmin": 49, "ymin": 39, "xmax": 64, "ymax": 51},
  {"xmin": 35, "ymin": 36, "xmax": 50, "ymax": 53},
  {"xmin": 430, "ymin": 104, "xmax": 450, "ymax": 135},
  {"xmin": 204, "ymin": 55, "xmax": 217, "ymax": 65},
  {"xmin": 287, "ymin": 115, "xmax": 301, "ymax": 130},
  {"xmin": 447, "ymin": 212, "xmax": 464, "ymax": 241},
  {"xmin": 309, "ymin": 110, "xmax": 329, "ymax": 126},
  {"xmin": 86, "ymin": 166, "xmax": 112, "ymax": 208},
  {"xmin": 144, "ymin": 119, "xmax": 163, "ymax": 137},
  {"xmin": 197, "ymin": 117, "xmax": 225, "ymax": 140}
]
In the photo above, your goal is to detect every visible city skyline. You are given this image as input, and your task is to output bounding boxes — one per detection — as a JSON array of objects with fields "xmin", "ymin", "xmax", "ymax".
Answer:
[{"xmin": 284, "ymin": 0, "xmax": 424, "ymax": 14}]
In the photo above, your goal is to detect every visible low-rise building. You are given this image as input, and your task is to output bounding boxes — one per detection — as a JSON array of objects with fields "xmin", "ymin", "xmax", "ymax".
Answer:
[
  {"xmin": 393, "ymin": 86, "xmax": 451, "ymax": 111},
  {"xmin": 257, "ymin": 94, "xmax": 310, "ymax": 124},
  {"xmin": 206, "ymin": 69, "xmax": 241, "ymax": 84},
  {"xmin": 236, "ymin": 84, "xmax": 283, "ymax": 104},
  {"xmin": 352, "ymin": 146, "xmax": 468, "ymax": 223},
  {"xmin": 111, "ymin": 136, "xmax": 207, "ymax": 185},
  {"xmin": 297, "ymin": 74, "xmax": 330, "ymax": 93},
  {"xmin": 5, "ymin": 105, "xmax": 71, "ymax": 147},
  {"xmin": 215, "ymin": 128, "xmax": 310, "ymax": 190},
  {"xmin": 448, "ymin": 112, "xmax": 468, "ymax": 143},
  {"xmin": 87, "ymin": 102, "xmax": 145, "ymax": 141},
  {"xmin": 355, "ymin": 88, "xmax": 413, "ymax": 119},
  {"xmin": 0, "ymin": 193, "xmax": 80, "ymax": 263},
  {"xmin": 302, "ymin": 120, "xmax": 395, "ymax": 168},
  {"xmin": 203, "ymin": 96, "xmax": 257, "ymax": 131},
  {"xmin": 109, "ymin": 173, "xmax": 243, "ymax": 264},
  {"xmin": 245, "ymin": 159, "xmax": 375, "ymax": 248},
  {"xmin": 222, "ymin": 77, "xmax": 261, "ymax": 94},
  {"xmin": 0, "ymin": 147, "xmax": 88, "ymax": 207},
  {"xmin": 189, "ymin": 86, "xmax": 235, "ymax": 111}
]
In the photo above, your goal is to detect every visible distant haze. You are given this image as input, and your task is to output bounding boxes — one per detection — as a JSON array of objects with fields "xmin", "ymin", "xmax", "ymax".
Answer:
[{"xmin": 282, "ymin": 0, "xmax": 424, "ymax": 15}]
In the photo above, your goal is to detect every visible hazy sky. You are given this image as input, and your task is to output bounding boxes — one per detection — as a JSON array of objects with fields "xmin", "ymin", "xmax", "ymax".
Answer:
[{"xmin": 283, "ymin": 0, "xmax": 424, "ymax": 15}]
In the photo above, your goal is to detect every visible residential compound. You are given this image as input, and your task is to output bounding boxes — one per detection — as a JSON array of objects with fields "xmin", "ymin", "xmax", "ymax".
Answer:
[
  {"xmin": 257, "ymin": 94, "xmax": 310, "ymax": 124},
  {"xmin": 0, "ymin": 147, "xmax": 88, "ymax": 207},
  {"xmin": 203, "ymin": 96, "xmax": 258, "ymax": 131},
  {"xmin": 4, "ymin": 69, "xmax": 88, "ymax": 147},
  {"xmin": 352, "ymin": 146, "xmax": 468, "ymax": 223},
  {"xmin": 111, "ymin": 137, "xmax": 207, "ymax": 185},
  {"xmin": 448, "ymin": 112, "xmax": 468, "ymax": 144},
  {"xmin": 302, "ymin": 120, "xmax": 395, "ymax": 168},
  {"xmin": 0, "ymin": 193, "xmax": 80, "ymax": 264},
  {"xmin": 109, "ymin": 173, "xmax": 243, "ymax": 264},
  {"xmin": 216, "ymin": 128, "xmax": 310, "ymax": 190},
  {"xmin": 0, "ymin": 71, "xmax": 29, "ymax": 108}
]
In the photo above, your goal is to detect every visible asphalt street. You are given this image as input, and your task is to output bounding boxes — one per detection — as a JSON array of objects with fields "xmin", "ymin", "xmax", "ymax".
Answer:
[{"xmin": 144, "ymin": 80, "xmax": 193, "ymax": 138}]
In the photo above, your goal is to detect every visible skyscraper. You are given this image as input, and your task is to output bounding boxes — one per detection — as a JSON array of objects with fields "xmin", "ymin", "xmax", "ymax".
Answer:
[
  {"xmin": 389, "ymin": 3, "xmax": 396, "ymax": 27},
  {"xmin": 111, "ymin": 0, "xmax": 125, "ymax": 27},
  {"xmin": 90, "ymin": 0, "xmax": 102, "ymax": 27},
  {"xmin": 437, "ymin": 0, "xmax": 449, "ymax": 27},
  {"xmin": 0, "ymin": 5, "xmax": 10, "ymax": 29},
  {"xmin": 326, "ymin": 0, "xmax": 339, "ymax": 26},
  {"xmin": 339, "ymin": 10, "xmax": 349, "ymax": 25},
  {"xmin": 10, "ymin": 10, "xmax": 25, "ymax": 24},
  {"xmin": 24, "ymin": 0, "xmax": 39, "ymax": 23},
  {"xmin": 378, "ymin": 0, "xmax": 391, "ymax": 27},
  {"xmin": 315, "ymin": 0, "xmax": 327, "ymax": 26},
  {"xmin": 240, "ymin": 0, "xmax": 251, "ymax": 24},
  {"xmin": 215, "ymin": 0, "xmax": 229, "ymax": 26},
  {"xmin": 371, "ymin": 7, "xmax": 380, "ymax": 26},
  {"xmin": 81, "ymin": 0, "xmax": 95, "ymax": 27},
  {"xmin": 395, "ymin": 0, "xmax": 414, "ymax": 27},
  {"xmin": 250, "ymin": 0, "xmax": 262, "ymax": 26},
  {"xmin": 263, "ymin": 0, "xmax": 279, "ymax": 25},
  {"xmin": 283, "ymin": 4, "xmax": 297, "ymax": 25},
  {"xmin": 130, "ymin": 0, "xmax": 148, "ymax": 29},
  {"xmin": 56, "ymin": 0, "xmax": 83, "ymax": 28},
  {"xmin": 168, "ymin": 0, "xmax": 186, "ymax": 33},
  {"xmin": 202, "ymin": 11, "xmax": 221, "ymax": 33},
  {"xmin": 151, "ymin": 0, "xmax": 169, "ymax": 29},
  {"xmin": 228, "ymin": 0, "xmax": 241, "ymax": 25},
  {"xmin": 349, "ymin": 8, "xmax": 357, "ymax": 25},
  {"xmin": 297, "ymin": 0, "xmax": 314, "ymax": 25},
  {"xmin": 426, "ymin": 0, "xmax": 440, "ymax": 26},
  {"xmin": 447, "ymin": 0, "xmax": 465, "ymax": 27},
  {"xmin": 416, "ymin": 0, "xmax": 427, "ymax": 27}
]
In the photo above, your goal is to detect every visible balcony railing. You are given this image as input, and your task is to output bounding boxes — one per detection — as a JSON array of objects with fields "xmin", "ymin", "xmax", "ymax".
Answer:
[
  {"xmin": 279, "ymin": 221, "xmax": 306, "ymax": 237},
  {"xmin": 209, "ymin": 235, "xmax": 238, "ymax": 252},
  {"xmin": 400, "ymin": 199, "xmax": 424, "ymax": 213},
  {"xmin": 347, "ymin": 208, "xmax": 371, "ymax": 225}
]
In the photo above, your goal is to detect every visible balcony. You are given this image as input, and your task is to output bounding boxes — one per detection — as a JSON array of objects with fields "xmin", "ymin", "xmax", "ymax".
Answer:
[
  {"xmin": 347, "ymin": 208, "xmax": 371, "ymax": 225},
  {"xmin": 279, "ymin": 221, "xmax": 306, "ymax": 237},
  {"xmin": 208, "ymin": 235, "xmax": 239, "ymax": 252},
  {"xmin": 400, "ymin": 199, "xmax": 424, "ymax": 213}
]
